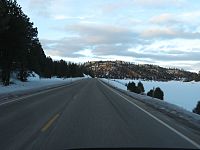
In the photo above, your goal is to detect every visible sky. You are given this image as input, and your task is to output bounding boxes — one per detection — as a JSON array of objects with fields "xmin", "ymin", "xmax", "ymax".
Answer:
[{"xmin": 17, "ymin": 0, "xmax": 200, "ymax": 72}]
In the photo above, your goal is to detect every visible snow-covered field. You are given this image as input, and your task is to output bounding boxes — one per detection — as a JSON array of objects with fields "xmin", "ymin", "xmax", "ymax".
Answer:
[
  {"xmin": 102, "ymin": 78, "xmax": 200, "ymax": 112},
  {"xmin": 0, "ymin": 72, "xmax": 89, "ymax": 95}
]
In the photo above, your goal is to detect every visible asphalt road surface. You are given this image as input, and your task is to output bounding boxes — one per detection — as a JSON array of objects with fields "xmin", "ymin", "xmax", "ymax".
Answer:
[{"xmin": 0, "ymin": 79, "xmax": 199, "ymax": 149}]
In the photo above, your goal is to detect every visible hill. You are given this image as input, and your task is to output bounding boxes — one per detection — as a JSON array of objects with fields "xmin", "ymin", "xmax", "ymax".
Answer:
[{"xmin": 84, "ymin": 61, "xmax": 200, "ymax": 81}]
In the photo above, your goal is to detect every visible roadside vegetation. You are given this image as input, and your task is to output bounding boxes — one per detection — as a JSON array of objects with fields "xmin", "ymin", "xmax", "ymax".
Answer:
[
  {"xmin": 147, "ymin": 87, "xmax": 164, "ymax": 100},
  {"xmin": 127, "ymin": 81, "xmax": 164, "ymax": 100},
  {"xmin": 127, "ymin": 81, "xmax": 144, "ymax": 94}
]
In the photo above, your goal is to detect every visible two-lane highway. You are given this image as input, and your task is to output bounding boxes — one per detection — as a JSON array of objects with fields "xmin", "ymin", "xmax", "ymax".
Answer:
[{"xmin": 0, "ymin": 79, "xmax": 199, "ymax": 149}]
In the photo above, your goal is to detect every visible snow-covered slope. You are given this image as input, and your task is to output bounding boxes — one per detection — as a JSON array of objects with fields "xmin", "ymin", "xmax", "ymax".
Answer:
[{"xmin": 101, "ymin": 78, "xmax": 200, "ymax": 112}]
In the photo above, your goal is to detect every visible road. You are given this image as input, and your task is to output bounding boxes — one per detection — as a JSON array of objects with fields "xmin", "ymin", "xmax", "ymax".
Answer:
[{"xmin": 0, "ymin": 79, "xmax": 199, "ymax": 149}]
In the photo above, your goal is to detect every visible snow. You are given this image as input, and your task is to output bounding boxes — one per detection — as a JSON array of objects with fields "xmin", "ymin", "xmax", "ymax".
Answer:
[
  {"xmin": 0, "ymin": 72, "xmax": 86, "ymax": 95},
  {"xmin": 83, "ymin": 74, "xmax": 92, "ymax": 78},
  {"xmin": 101, "ymin": 78, "xmax": 200, "ymax": 112}
]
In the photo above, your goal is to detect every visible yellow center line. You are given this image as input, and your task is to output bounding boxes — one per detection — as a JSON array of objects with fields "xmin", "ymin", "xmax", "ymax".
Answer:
[{"xmin": 41, "ymin": 113, "xmax": 60, "ymax": 132}]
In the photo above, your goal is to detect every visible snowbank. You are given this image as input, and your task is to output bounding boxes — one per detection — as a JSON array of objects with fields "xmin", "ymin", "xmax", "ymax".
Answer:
[
  {"xmin": 83, "ymin": 74, "xmax": 92, "ymax": 78},
  {"xmin": 101, "ymin": 78, "xmax": 200, "ymax": 112},
  {"xmin": 0, "ymin": 77, "xmax": 83, "ymax": 95},
  {"xmin": 100, "ymin": 78, "xmax": 200, "ymax": 128},
  {"xmin": 0, "ymin": 72, "xmax": 86, "ymax": 101}
]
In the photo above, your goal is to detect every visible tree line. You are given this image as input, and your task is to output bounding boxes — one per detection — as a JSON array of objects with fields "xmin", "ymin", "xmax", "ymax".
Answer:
[{"xmin": 0, "ymin": 0, "xmax": 83, "ymax": 86}]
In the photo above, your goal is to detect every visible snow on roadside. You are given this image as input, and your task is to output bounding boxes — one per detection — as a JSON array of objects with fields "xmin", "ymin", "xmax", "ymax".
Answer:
[
  {"xmin": 0, "ymin": 72, "xmax": 86, "ymax": 95},
  {"xmin": 83, "ymin": 74, "xmax": 92, "ymax": 78},
  {"xmin": 101, "ymin": 78, "xmax": 200, "ymax": 112},
  {"xmin": 100, "ymin": 78, "xmax": 200, "ymax": 127}
]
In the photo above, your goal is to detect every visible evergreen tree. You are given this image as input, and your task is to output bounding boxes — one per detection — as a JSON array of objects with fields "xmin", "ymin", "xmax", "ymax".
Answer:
[
  {"xmin": 27, "ymin": 39, "xmax": 46, "ymax": 76},
  {"xmin": 147, "ymin": 87, "xmax": 164, "ymax": 100},
  {"xmin": 0, "ymin": 0, "xmax": 37, "ymax": 85},
  {"xmin": 127, "ymin": 82, "xmax": 141, "ymax": 94},
  {"xmin": 193, "ymin": 101, "xmax": 200, "ymax": 115},
  {"xmin": 127, "ymin": 82, "xmax": 135, "ymax": 92},
  {"xmin": 0, "ymin": 0, "xmax": 13, "ymax": 85},
  {"xmin": 147, "ymin": 89, "xmax": 154, "ymax": 97},
  {"xmin": 137, "ymin": 81, "xmax": 145, "ymax": 93},
  {"xmin": 195, "ymin": 71, "xmax": 200, "ymax": 82},
  {"xmin": 154, "ymin": 87, "xmax": 164, "ymax": 100}
]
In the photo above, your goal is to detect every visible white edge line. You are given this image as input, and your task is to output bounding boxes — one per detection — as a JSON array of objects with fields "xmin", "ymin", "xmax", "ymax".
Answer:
[
  {"xmin": 99, "ymin": 79, "xmax": 200, "ymax": 149},
  {"xmin": 0, "ymin": 81, "xmax": 80, "ymax": 106}
]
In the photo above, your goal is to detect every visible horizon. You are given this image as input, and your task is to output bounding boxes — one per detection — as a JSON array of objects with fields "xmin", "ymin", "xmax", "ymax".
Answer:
[{"xmin": 17, "ymin": 0, "xmax": 200, "ymax": 73}]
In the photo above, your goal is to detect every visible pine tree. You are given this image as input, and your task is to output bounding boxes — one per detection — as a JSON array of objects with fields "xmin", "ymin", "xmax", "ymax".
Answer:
[
  {"xmin": 0, "ymin": 0, "xmax": 13, "ymax": 85},
  {"xmin": 138, "ymin": 81, "xmax": 145, "ymax": 93},
  {"xmin": 0, "ymin": 0, "xmax": 37, "ymax": 85},
  {"xmin": 154, "ymin": 87, "xmax": 164, "ymax": 100},
  {"xmin": 193, "ymin": 101, "xmax": 200, "ymax": 115},
  {"xmin": 27, "ymin": 39, "xmax": 46, "ymax": 76},
  {"xmin": 127, "ymin": 82, "xmax": 141, "ymax": 94},
  {"xmin": 147, "ymin": 87, "xmax": 164, "ymax": 100},
  {"xmin": 127, "ymin": 82, "xmax": 135, "ymax": 92},
  {"xmin": 147, "ymin": 89, "xmax": 154, "ymax": 97}
]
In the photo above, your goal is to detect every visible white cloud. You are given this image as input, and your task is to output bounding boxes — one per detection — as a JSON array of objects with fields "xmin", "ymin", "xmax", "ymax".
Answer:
[
  {"xmin": 149, "ymin": 11, "xmax": 200, "ymax": 32},
  {"xmin": 52, "ymin": 15, "xmax": 92, "ymax": 20},
  {"xmin": 140, "ymin": 28, "xmax": 176, "ymax": 38},
  {"xmin": 74, "ymin": 49, "xmax": 94, "ymax": 57},
  {"xmin": 140, "ymin": 27, "xmax": 200, "ymax": 39},
  {"xmin": 149, "ymin": 13, "xmax": 179, "ymax": 25},
  {"xmin": 64, "ymin": 23, "xmax": 137, "ymax": 45},
  {"xmin": 133, "ymin": 0, "xmax": 186, "ymax": 8}
]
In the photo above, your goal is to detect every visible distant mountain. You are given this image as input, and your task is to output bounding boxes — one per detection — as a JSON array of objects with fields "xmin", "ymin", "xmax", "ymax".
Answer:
[{"xmin": 83, "ymin": 61, "xmax": 200, "ymax": 81}]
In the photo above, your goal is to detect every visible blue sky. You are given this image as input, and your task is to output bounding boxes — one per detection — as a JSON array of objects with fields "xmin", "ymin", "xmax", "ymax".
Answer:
[{"xmin": 17, "ymin": 0, "xmax": 200, "ymax": 72}]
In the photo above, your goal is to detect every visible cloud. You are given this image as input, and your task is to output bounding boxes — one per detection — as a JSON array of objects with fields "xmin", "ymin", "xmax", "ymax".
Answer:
[
  {"xmin": 74, "ymin": 49, "xmax": 94, "ymax": 57},
  {"xmin": 149, "ymin": 11, "xmax": 200, "ymax": 33},
  {"xmin": 133, "ymin": 0, "xmax": 186, "ymax": 8},
  {"xmin": 41, "ymin": 37, "xmax": 87, "ymax": 57},
  {"xmin": 42, "ymin": 22, "xmax": 200, "ymax": 65},
  {"xmin": 51, "ymin": 15, "xmax": 94, "ymax": 20},
  {"xmin": 64, "ymin": 23, "xmax": 140, "ymax": 44},
  {"xmin": 149, "ymin": 13, "xmax": 180, "ymax": 25},
  {"xmin": 128, "ymin": 38, "xmax": 200, "ymax": 63},
  {"xmin": 101, "ymin": 2, "xmax": 124, "ymax": 13},
  {"xmin": 42, "ymin": 23, "xmax": 145, "ymax": 57},
  {"xmin": 140, "ymin": 28, "xmax": 200, "ymax": 39}
]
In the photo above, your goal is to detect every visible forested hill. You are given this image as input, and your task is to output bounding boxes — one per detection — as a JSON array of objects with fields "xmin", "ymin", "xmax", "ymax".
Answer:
[
  {"xmin": 84, "ymin": 61, "xmax": 200, "ymax": 81},
  {"xmin": 0, "ymin": 0, "xmax": 83, "ymax": 86}
]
